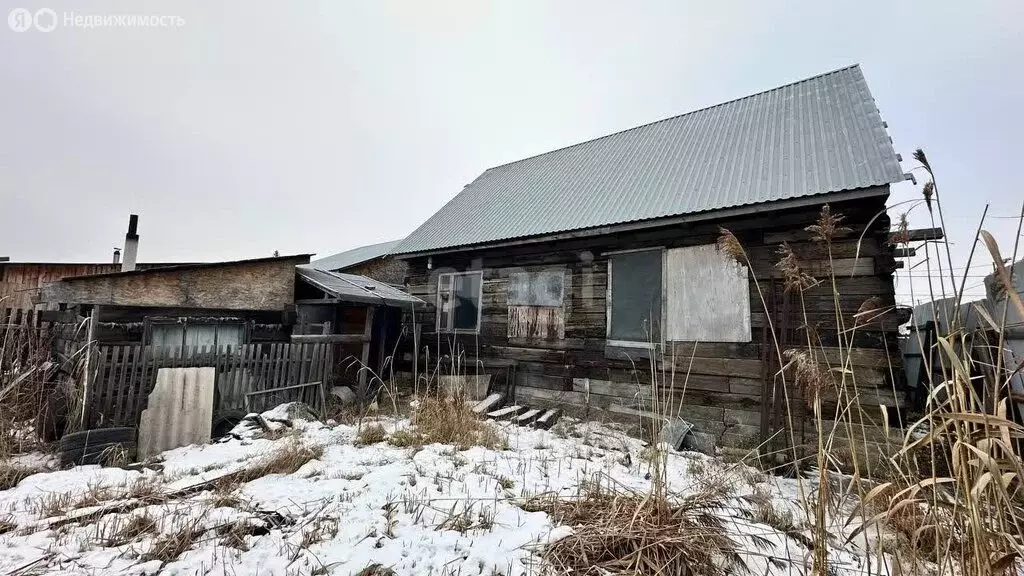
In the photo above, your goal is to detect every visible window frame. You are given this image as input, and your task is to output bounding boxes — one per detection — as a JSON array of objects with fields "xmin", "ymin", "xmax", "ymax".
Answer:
[
  {"xmin": 435, "ymin": 270, "xmax": 484, "ymax": 334},
  {"xmin": 605, "ymin": 247, "xmax": 666, "ymax": 348},
  {"xmin": 144, "ymin": 318, "xmax": 249, "ymax": 349}
]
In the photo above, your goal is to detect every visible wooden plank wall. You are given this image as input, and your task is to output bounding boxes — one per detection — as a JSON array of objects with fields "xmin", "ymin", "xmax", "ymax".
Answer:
[
  {"xmin": 402, "ymin": 195, "xmax": 904, "ymax": 446},
  {"xmin": 84, "ymin": 342, "xmax": 333, "ymax": 429}
]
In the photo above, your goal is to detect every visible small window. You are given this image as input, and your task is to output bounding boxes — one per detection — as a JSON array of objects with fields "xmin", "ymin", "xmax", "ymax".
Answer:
[
  {"xmin": 508, "ymin": 270, "xmax": 564, "ymax": 306},
  {"xmin": 150, "ymin": 322, "xmax": 244, "ymax": 349},
  {"xmin": 437, "ymin": 271, "xmax": 482, "ymax": 332},
  {"xmin": 608, "ymin": 249, "xmax": 662, "ymax": 343}
]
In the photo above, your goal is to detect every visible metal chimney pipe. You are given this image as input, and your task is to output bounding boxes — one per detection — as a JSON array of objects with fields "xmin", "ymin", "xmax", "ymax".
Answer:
[
  {"xmin": 121, "ymin": 214, "xmax": 139, "ymax": 272},
  {"xmin": 113, "ymin": 248, "xmax": 121, "ymax": 265}
]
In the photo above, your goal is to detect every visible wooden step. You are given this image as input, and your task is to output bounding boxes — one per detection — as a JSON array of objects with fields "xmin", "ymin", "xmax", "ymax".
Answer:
[
  {"xmin": 487, "ymin": 405, "xmax": 526, "ymax": 420},
  {"xmin": 472, "ymin": 393, "xmax": 504, "ymax": 414},
  {"xmin": 515, "ymin": 408, "xmax": 543, "ymax": 426},
  {"xmin": 533, "ymin": 409, "xmax": 562, "ymax": 430}
]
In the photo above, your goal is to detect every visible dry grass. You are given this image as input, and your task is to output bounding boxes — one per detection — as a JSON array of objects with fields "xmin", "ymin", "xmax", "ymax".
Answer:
[
  {"xmin": 713, "ymin": 182, "xmax": 1024, "ymax": 576},
  {"xmin": 104, "ymin": 512, "xmax": 158, "ymax": 547},
  {"xmin": 237, "ymin": 437, "xmax": 324, "ymax": 482},
  {"xmin": 356, "ymin": 423, "xmax": 387, "ymax": 445},
  {"xmin": 401, "ymin": 396, "xmax": 507, "ymax": 450},
  {"xmin": 0, "ymin": 464, "xmax": 38, "ymax": 491},
  {"xmin": 140, "ymin": 517, "xmax": 205, "ymax": 564},
  {"xmin": 525, "ymin": 476, "xmax": 749, "ymax": 576}
]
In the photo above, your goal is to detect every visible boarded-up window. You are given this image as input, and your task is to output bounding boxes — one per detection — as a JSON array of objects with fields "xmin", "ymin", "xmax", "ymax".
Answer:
[
  {"xmin": 665, "ymin": 244, "xmax": 750, "ymax": 342},
  {"xmin": 437, "ymin": 271, "xmax": 482, "ymax": 332},
  {"xmin": 608, "ymin": 249, "xmax": 662, "ymax": 342},
  {"xmin": 508, "ymin": 270, "xmax": 564, "ymax": 306},
  {"xmin": 507, "ymin": 270, "xmax": 566, "ymax": 339},
  {"xmin": 508, "ymin": 306, "xmax": 565, "ymax": 339}
]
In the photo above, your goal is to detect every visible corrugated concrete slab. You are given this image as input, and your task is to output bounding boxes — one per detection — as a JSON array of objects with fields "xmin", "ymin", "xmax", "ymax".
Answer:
[{"xmin": 138, "ymin": 367, "xmax": 215, "ymax": 460}]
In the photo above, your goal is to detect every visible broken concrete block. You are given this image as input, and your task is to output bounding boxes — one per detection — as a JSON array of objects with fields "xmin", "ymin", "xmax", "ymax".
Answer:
[
  {"xmin": 487, "ymin": 405, "xmax": 526, "ymax": 420},
  {"xmin": 515, "ymin": 408, "xmax": 543, "ymax": 426},
  {"xmin": 472, "ymin": 393, "xmax": 504, "ymax": 414},
  {"xmin": 659, "ymin": 417, "xmax": 695, "ymax": 452},
  {"xmin": 331, "ymin": 386, "xmax": 357, "ymax": 406},
  {"xmin": 533, "ymin": 409, "xmax": 562, "ymax": 430},
  {"xmin": 682, "ymin": 431, "xmax": 717, "ymax": 455}
]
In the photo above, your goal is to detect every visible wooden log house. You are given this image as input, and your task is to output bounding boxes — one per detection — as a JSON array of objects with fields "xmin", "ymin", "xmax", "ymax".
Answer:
[{"xmin": 392, "ymin": 65, "xmax": 911, "ymax": 447}]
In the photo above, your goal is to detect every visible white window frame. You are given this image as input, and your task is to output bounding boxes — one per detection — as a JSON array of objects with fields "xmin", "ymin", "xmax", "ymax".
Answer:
[
  {"xmin": 605, "ymin": 247, "xmax": 666, "ymax": 348},
  {"xmin": 436, "ymin": 270, "xmax": 483, "ymax": 334}
]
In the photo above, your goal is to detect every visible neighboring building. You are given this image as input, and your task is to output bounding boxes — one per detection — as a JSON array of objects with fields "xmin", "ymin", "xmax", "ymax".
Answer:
[
  {"xmin": 36, "ymin": 254, "xmax": 424, "ymax": 435},
  {"xmin": 308, "ymin": 239, "xmax": 406, "ymax": 284},
  {"xmin": 39, "ymin": 254, "xmax": 310, "ymax": 345},
  {"xmin": 392, "ymin": 65, "xmax": 909, "ymax": 446},
  {"xmin": 0, "ymin": 261, "xmax": 184, "ymax": 309}
]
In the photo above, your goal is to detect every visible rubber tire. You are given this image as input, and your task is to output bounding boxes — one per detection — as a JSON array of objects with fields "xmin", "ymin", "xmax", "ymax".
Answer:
[
  {"xmin": 212, "ymin": 410, "xmax": 247, "ymax": 439},
  {"xmin": 59, "ymin": 428, "xmax": 136, "ymax": 453},
  {"xmin": 60, "ymin": 441, "xmax": 137, "ymax": 467}
]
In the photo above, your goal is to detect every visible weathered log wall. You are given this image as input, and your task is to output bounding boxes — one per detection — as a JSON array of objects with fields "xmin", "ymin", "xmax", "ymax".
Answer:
[{"xmin": 402, "ymin": 194, "xmax": 903, "ymax": 446}]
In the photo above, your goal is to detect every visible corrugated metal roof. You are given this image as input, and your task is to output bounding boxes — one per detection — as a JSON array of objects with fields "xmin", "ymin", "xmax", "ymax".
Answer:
[
  {"xmin": 393, "ymin": 65, "xmax": 904, "ymax": 255},
  {"xmin": 296, "ymin": 267, "xmax": 424, "ymax": 308},
  {"xmin": 309, "ymin": 240, "xmax": 401, "ymax": 272}
]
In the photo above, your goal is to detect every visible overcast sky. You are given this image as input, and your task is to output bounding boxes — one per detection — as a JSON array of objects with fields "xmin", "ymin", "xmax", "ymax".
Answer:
[{"xmin": 2, "ymin": 1, "xmax": 1022, "ymax": 305}]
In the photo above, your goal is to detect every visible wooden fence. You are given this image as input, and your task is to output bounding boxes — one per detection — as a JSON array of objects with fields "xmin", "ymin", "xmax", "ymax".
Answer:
[{"xmin": 84, "ymin": 342, "xmax": 333, "ymax": 429}]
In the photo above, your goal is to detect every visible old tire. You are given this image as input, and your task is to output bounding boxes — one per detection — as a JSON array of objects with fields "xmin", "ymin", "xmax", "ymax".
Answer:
[
  {"xmin": 60, "ymin": 441, "xmax": 137, "ymax": 467},
  {"xmin": 212, "ymin": 410, "xmax": 247, "ymax": 439},
  {"xmin": 59, "ymin": 428, "xmax": 136, "ymax": 453}
]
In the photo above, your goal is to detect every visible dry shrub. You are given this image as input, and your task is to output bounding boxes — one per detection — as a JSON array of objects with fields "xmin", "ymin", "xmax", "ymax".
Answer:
[
  {"xmin": 104, "ymin": 512, "xmax": 158, "ymax": 547},
  {"xmin": 387, "ymin": 428, "xmax": 424, "ymax": 447},
  {"xmin": 865, "ymin": 483, "xmax": 950, "ymax": 560},
  {"xmin": 525, "ymin": 477, "xmax": 748, "ymax": 576},
  {"xmin": 140, "ymin": 517, "xmax": 205, "ymax": 563},
  {"xmin": 97, "ymin": 443, "xmax": 133, "ymax": 468},
  {"xmin": 407, "ymin": 397, "xmax": 507, "ymax": 450},
  {"xmin": 354, "ymin": 564, "xmax": 395, "ymax": 576},
  {"xmin": 239, "ymin": 438, "xmax": 324, "ymax": 481},
  {"xmin": 0, "ymin": 464, "xmax": 38, "ymax": 491},
  {"xmin": 356, "ymin": 423, "xmax": 387, "ymax": 445},
  {"xmin": 208, "ymin": 476, "xmax": 244, "ymax": 509},
  {"xmin": 299, "ymin": 516, "xmax": 339, "ymax": 549}
]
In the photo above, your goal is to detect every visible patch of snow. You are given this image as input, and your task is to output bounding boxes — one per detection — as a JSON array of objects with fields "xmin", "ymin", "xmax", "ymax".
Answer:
[{"xmin": 0, "ymin": 415, "xmax": 908, "ymax": 575}]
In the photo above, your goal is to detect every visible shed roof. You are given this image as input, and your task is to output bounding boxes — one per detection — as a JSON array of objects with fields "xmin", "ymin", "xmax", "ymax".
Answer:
[
  {"xmin": 393, "ymin": 64, "xmax": 905, "ymax": 256},
  {"xmin": 308, "ymin": 240, "xmax": 401, "ymax": 272},
  {"xmin": 60, "ymin": 254, "xmax": 311, "ymax": 280},
  {"xmin": 296, "ymin": 267, "xmax": 424, "ymax": 308}
]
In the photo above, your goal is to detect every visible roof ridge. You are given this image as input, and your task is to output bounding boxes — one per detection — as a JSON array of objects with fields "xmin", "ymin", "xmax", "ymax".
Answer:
[{"xmin": 483, "ymin": 63, "xmax": 862, "ymax": 172}]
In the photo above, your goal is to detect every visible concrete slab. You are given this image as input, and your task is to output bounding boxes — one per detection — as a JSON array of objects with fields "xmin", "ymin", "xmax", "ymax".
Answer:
[
  {"xmin": 515, "ymin": 408, "xmax": 543, "ymax": 426},
  {"xmin": 487, "ymin": 405, "xmax": 526, "ymax": 420},
  {"xmin": 472, "ymin": 393, "xmax": 504, "ymax": 414},
  {"xmin": 533, "ymin": 409, "xmax": 562, "ymax": 429},
  {"xmin": 138, "ymin": 367, "xmax": 215, "ymax": 460}
]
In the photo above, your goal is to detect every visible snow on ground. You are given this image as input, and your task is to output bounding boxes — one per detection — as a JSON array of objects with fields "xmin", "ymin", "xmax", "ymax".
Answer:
[{"xmin": 0, "ymin": 412, "xmax": 897, "ymax": 575}]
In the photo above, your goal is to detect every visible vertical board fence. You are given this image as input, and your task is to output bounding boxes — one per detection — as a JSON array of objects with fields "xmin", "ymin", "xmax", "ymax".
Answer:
[{"xmin": 83, "ymin": 342, "xmax": 333, "ymax": 430}]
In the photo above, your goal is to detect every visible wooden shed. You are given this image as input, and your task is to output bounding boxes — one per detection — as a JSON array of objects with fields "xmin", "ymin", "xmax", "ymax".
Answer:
[{"xmin": 35, "ymin": 254, "xmax": 423, "ymax": 436}]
